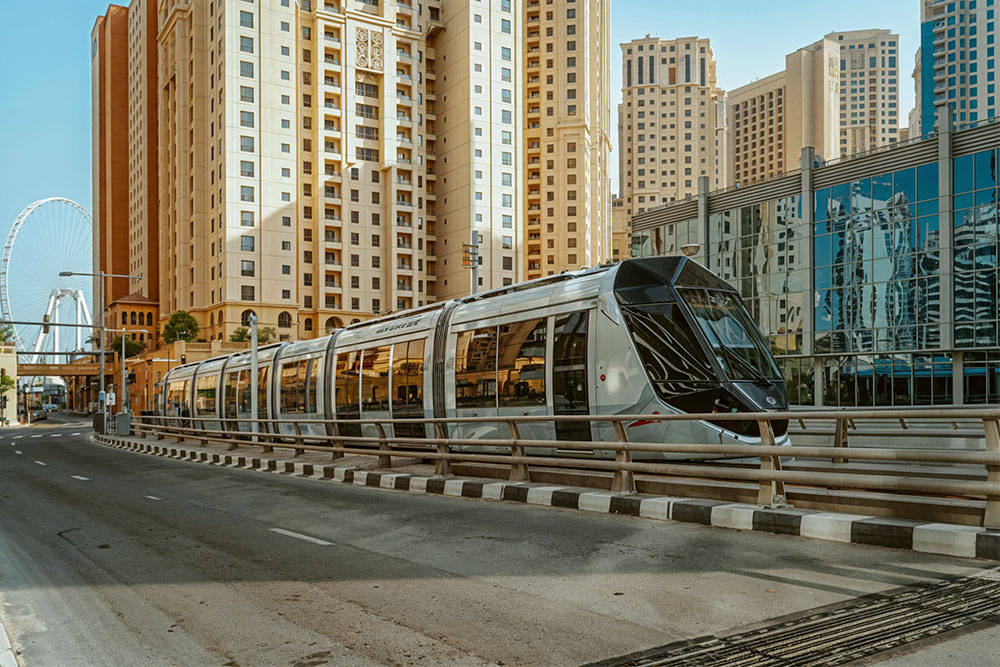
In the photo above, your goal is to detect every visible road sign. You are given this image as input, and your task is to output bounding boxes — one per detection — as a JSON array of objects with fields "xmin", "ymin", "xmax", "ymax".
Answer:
[{"xmin": 106, "ymin": 392, "xmax": 116, "ymax": 407}]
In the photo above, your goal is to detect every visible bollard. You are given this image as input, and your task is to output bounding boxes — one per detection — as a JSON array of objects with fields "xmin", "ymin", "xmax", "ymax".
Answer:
[
  {"xmin": 610, "ymin": 420, "xmax": 636, "ymax": 495},
  {"xmin": 507, "ymin": 420, "xmax": 529, "ymax": 483}
]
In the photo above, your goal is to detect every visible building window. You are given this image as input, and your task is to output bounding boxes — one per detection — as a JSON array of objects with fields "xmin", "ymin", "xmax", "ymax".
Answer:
[
  {"xmin": 240, "ymin": 86, "xmax": 254, "ymax": 102},
  {"xmin": 241, "ymin": 286, "xmax": 255, "ymax": 301},
  {"xmin": 240, "ymin": 36, "xmax": 253, "ymax": 53},
  {"xmin": 241, "ymin": 236, "xmax": 255, "ymax": 251},
  {"xmin": 240, "ymin": 136, "xmax": 254, "ymax": 152},
  {"xmin": 240, "ymin": 161, "xmax": 254, "ymax": 177},
  {"xmin": 241, "ymin": 260, "xmax": 255, "ymax": 277},
  {"xmin": 240, "ymin": 61, "xmax": 254, "ymax": 78},
  {"xmin": 240, "ymin": 185, "xmax": 254, "ymax": 201},
  {"xmin": 239, "ymin": 10, "xmax": 253, "ymax": 28}
]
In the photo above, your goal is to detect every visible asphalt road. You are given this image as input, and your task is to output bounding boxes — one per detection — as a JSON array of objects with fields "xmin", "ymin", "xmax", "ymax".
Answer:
[{"xmin": 0, "ymin": 413, "xmax": 993, "ymax": 666}]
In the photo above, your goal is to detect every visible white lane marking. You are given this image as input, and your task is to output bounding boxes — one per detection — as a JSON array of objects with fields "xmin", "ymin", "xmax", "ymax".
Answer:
[
  {"xmin": 145, "ymin": 495, "xmax": 162, "ymax": 501},
  {"xmin": 269, "ymin": 528, "xmax": 334, "ymax": 546},
  {"xmin": 71, "ymin": 432, "xmax": 82, "ymax": 436},
  {"xmin": 34, "ymin": 461, "xmax": 46, "ymax": 466},
  {"xmin": 14, "ymin": 450, "xmax": 22, "ymax": 455},
  {"xmin": 51, "ymin": 434, "xmax": 62, "ymax": 438},
  {"xmin": 13, "ymin": 436, "xmax": 22, "ymax": 439},
  {"xmin": 30, "ymin": 435, "xmax": 42, "ymax": 439},
  {"xmin": 71, "ymin": 475, "xmax": 90, "ymax": 481}
]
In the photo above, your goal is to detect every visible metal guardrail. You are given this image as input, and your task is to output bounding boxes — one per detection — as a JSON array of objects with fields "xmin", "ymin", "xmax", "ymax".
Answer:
[{"xmin": 124, "ymin": 409, "xmax": 1000, "ymax": 530}]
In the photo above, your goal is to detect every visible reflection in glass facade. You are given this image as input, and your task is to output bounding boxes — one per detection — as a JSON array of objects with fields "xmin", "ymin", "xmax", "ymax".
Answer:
[{"xmin": 630, "ymin": 133, "xmax": 1000, "ymax": 407}]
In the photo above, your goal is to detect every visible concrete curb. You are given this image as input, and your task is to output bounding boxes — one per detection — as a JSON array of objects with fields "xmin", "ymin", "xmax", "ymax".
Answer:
[
  {"xmin": 93, "ymin": 434, "xmax": 1000, "ymax": 561},
  {"xmin": 0, "ymin": 612, "xmax": 18, "ymax": 667}
]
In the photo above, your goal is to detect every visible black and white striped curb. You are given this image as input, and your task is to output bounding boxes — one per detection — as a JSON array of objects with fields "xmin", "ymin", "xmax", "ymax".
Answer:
[{"xmin": 94, "ymin": 435, "xmax": 999, "ymax": 561}]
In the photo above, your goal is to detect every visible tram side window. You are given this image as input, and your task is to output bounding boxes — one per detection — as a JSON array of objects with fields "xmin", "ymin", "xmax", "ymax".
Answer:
[
  {"xmin": 167, "ymin": 380, "xmax": 189, "ymax": 417},
  {"xmin": 455, "ymin": 327, "xmax": 498, "ymax": 409},
  {"xmin": 392, "ymin": 339, "xmax": 425, "ymax": 437},
  {"xmin": 195, "ymin": 374, "xmax": 217, "ymax": 416},
  {"xmin": 224, "ymin": 371, "xmax": 239, "ymax": 419},
  {"xmin": 622, "ymin": 302, "xmax": 715, "ymax": 389},
  {"xmin": 553, "ymin": 312, "xmax": 591, "ymax": 441},
  {"xmin": 361, "ymin": 346, "xmax": 391, "ymax": 413},
  {"xmin": 280, "ymin": 362, "xmax": 303, "ymax": 413},
  {"xmin": 498, "ymin": 319, "xmax": 546, "ymax": 407},
  {"xmin": 257, "ymin": 367, "xmax": 269, "ymax": 419},
  {"xmin": 335, "ymin": 351, "xmax": 362, "ymax": 437}
]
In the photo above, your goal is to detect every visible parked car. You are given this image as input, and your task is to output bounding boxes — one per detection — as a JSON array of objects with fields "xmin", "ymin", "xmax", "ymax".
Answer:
[{"xmin": 42, "ymin": 403, "xmax": 58, "ymax": 412}]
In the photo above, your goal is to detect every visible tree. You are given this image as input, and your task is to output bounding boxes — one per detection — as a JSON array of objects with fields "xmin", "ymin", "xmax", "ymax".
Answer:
[
  {"xmin": 0, "ymin": 323, "xmax": 14, "ymax": 344},
  {"xmin": 163, "ymin": 311, "xmax": 199, "ymax": 344},
  {"xmin": 109, "ymin": 335, "xmax": 145, "ymax": 359},
  {"xmin": 230, "ymin": 326, "xmax": 276, "ymax": 344},
  {"xmin": 0, "ymin": 373, "xmax": 15, "ymax": 396}
]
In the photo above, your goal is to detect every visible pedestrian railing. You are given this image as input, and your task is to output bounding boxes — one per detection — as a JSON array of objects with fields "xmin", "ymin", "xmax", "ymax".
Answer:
[{"xmin": 123, "ymin": 409, "xmax": 1000, "ymax": 530}]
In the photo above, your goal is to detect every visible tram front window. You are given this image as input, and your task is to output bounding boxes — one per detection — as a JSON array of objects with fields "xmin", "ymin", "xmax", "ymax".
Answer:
[{"xmin": 679, "ymin": 289, "xmax": 780, "ymax": 383}]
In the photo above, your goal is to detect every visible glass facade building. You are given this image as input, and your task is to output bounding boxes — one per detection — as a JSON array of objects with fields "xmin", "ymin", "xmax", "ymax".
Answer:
[{"xmin": 631, "ymin": 114, "xmax": 999, "ymax": 406}]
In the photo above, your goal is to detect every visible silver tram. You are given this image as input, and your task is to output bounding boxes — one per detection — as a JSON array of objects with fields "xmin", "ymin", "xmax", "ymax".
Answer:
[{"xmin": 157, "ymin": 257, "xmax": 790, "ymax": 458}]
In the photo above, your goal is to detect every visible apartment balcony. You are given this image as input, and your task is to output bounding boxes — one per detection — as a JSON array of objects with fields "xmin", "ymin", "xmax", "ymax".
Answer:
[
  {"xmin": 324, "ymin": 192, "xmax": 342, "ymax": 202},
  {"xmin": 323, "ymin": 213, "xmax": 342, "ymax": 222},
  {"xmin": 396, "ymin": 263, "xmax": 413, "ymax": 271},
  {"xmin": 396, "ymin": 49, "xmax": 412, "ymax": 60},
  {"xmin": 396, "ymin": 156, "xmax": 411, "ymax": 164},
  {"xmin": 528, "ymin": 204, "xmax": 540, "ymax": 211},
  {"xmin": 396, "ymin": 283, "xmax": 413, "ymax": 292},
  {"xmin": 528, "ymin": 249, "xmax": 541, "ymax": 258},
  {"xmin": 324, "ymin": 55, "xmax": 342, "ymax": 66},
  {"xmin": 528, "ymin": 262, "xmax": 541, "ymax": 271},
  {"xmin": 526, "ymin": 15, "xmax": 539, "ymax": 23},
  {"xmin": 324, "ymin": 233, "xmax": 342, "ymax": 245},
  {"xmin": 324, "ymin": 33, "xmax": 341, "ymax": 45},
  {"xmin": 528, "ymin": 234, "xmax": 540, "ymax": 241},
  {"xmin": 396, "ymin": 113, "xmax": 413, "ymax": 124},
  {"xmin": 323, "ymin": 2, "xmax": 344, "ymax": 13},
  {"xmin": 324, "ymin": 258, "xmax": 342, "ymax": 267},
  {"xmin": 395, "ymin": 200, "xmax": 413, "ymax": 208},
  {"xmin": 324, "ymin": 167, "xmax": 342, "ymax": 177},
  {"xmin": 396, "ymin": 0, "xmax": 413, "ymax": 11},
  {"xmin": 396, "ymin": 177, "xmax": 412, "ymax": 185},
  {"xmin": 425, "ymin": 109, "xmax": 436, "ymax": 117},
  {"xmin": 396, "ymin": 135, "xmax": 413, "ymax": 144},
  {"xmin": 395, "ymin": 218, "xmax": 412, "ymax": 228},
  {"xmin": 396, "ymin": 240, "xmax": 413, "ymax": 249},
  {"xmin": 933, "ymin": 70, "xmax": 947, "ymax": 82},
  {"xmin": 425, "ymin": 170, "xmax": 436, "ymax": 179},
  {"xmin": 324, "ymin": 102, "xmax": 342, "ymax": 113}
]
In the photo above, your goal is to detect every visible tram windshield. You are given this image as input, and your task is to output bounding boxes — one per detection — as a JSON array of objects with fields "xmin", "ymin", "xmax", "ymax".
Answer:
[{"xmin": 679, "ymin": 288, "xmax": 781, "ymax": 382}]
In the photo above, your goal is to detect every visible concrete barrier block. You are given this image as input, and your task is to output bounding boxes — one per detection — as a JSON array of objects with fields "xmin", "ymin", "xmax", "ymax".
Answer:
[
  {"xmin": 526, "ymin": 486, "xmax": 564, "ymax": 505},
  {"xmin": 639, "ymin": 497, "xmax": 671, "ymax": 521},
  {"xmin": 577, "ymin": 492, "xmax": 613, "ymax": 513},
  {"xmin": 712, "ymin": 504, "xmax": 756, "ymax": 530},
  {"xmin": 481, "ymin": 482, "xmax": 506, "ymax": 500},
  {"xmin": 800, "ymin": 513, "xmax": 872, "ymax": 543},
  {"xmin": 443, "ymin": 479, "xmax": 465, "ymax": 496},
  {"xmin": 912, "ymin": 523, "xmax": 981, "ymax": 559}
]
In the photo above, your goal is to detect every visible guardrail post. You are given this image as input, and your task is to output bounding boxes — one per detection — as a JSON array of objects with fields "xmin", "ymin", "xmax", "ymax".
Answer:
[
  {"xmin": 260, "ymin": 420, "xmax": 273, "ymax": 454},
  {"xmin": 507, "ymin": 420, "xmax": 529, "ymax": 483},
  {"xmin": 756, "ymin": 419, "xmax": 789, "ymax": 508},
  {"xmin": 376, "ymin": 423, "xmax": 392, "ymax": 469},
  {"xmin": 433, "ymin": 422, "xmax": 451, "ymax": 477},
  {"xmin": 983, "ymin": 416, "xmax": 1000, "ymax": 531},
  {"xmin": 611, "ymin": 421, "xmax": 637, "ymax": 495},
  {"xmin": 292, "ymin": 422, "xmax": 304, "ymax": 457},
  {"xmin": 832, "ymin": 417, "xmax": 849, "ymax": 464}
]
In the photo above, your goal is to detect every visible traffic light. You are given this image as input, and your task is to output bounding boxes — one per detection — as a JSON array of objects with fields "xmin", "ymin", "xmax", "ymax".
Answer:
[
  {"xmin": 42, "ymin": 314, "xmax": 51, "ymax": 334},
  {"xmin": 180, "ymin": 355, "xmax": 187, "ymax": 365}
]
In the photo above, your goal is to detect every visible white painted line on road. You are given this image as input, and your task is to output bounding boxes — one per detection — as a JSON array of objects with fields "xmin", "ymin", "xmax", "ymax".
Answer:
[
  {"xmin": 71, "ymin": 475, "xmax": 90, "ymax": 481},
  {"xmin": 269, "ymin": 528, "xmax": 334, "ymax": 546},
  {"xmin": 30, "ymin": 435, "xmax": 42, "ymax": 439},
  {"xmin": 14, "ymin": 450, "xmax": 22, "ymax": 455},
  {"xmin": 145, "ymin": 495, "xmax": 163, "ymax": 501},
  {"xmin": 71, "ymin": 432, "xmax": 82, "ymax": 436},
  {"xmin": 51, "ymin": 433, "xmax": 62, "ymax": 437},
  {"xmin": 12, "ymin": 436, "xmax": 22, "ymax": 440},
  {"xmin": 34, "ymin": 461, "xmax": 46, "ymax": 466}
]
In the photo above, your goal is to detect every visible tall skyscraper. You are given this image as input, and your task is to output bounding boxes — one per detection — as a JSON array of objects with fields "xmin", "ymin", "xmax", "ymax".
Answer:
[
  {"xmin": 826, "ymin": 29, "xmax": 901, "ymax": 155},
  {"xmin": 729, "ymin": 38, "xmax": 840, "ymax": 185},
  {"xmin": 91, "ymin": 5, "xmax": 131, "ymax": 310},
  {"xmin": 522, "ymin": 0, "xmax": 612, "ymax": 279},
  {"xmin": 95, "ymin": 0, "xmax": 610, "ymax": 339},
  {"xmin": 913, "ymin": 0, "xmax": 998, "ymax": 135},
  {"xmin": 618, "ymin": 36, "xmax": 728, "ymax": 218},
  {"xmin": 126, "ymin": 0, "xmax": 159, "ymax": 301}
]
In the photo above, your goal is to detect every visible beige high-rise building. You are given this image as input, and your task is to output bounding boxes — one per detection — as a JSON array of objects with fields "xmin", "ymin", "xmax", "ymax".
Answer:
[
  {"xmin": 98, "ymin": 0, "xmax": 608, "ymax": 341},
  {"xmin": 91, "ymin": 5, "xmax": 131, "ymax": 310},
  {"xmin": 127, "ymin": 0, "xmax": 159, "ymax": 301},
  {"xmin": 522, "ymin": 0, "xmax": 612, "ymax": 279},
  {"xmin": 610, "ymin": 196, "xmax": 629, "ymax": 262},
  {"xmin": 618, "ymin": 36, "xmax": 728, "ymax": 218},
  {"xmin": 730, "ymin": 38, "xmax": 840, "ymax": 185},
  {"xmin": 826, "ymin": 29, "xmax": 901, "ymax": 156}
]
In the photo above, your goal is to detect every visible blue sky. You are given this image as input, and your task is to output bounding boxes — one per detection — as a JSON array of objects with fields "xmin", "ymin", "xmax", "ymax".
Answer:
[{"xmin": 0, "ymin": 0, "xmax": 920, "ymax": 233}]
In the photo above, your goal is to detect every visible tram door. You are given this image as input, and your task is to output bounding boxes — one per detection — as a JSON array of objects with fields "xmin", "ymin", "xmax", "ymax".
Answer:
[
  {"xmin": 552, "ymin": 311, "xmax": 592, "ymax": 442},
  {"xmin": 454, "ymin": 327, "xmax": 501, "ymax": 442},
  {"xmin": 497, "ymin": 318, "xmax": 552, "ymax": 446}
]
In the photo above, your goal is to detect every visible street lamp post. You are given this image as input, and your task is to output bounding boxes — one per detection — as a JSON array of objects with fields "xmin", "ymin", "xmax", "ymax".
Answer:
[{"xmin": 59, "ymin": 270, "xmax": 141, "ymax": 432}]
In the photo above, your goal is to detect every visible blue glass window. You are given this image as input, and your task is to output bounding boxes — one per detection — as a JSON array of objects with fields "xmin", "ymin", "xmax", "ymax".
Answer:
[
  {"xmin": 954, "ymin": 153, "xmax": 975, "ymax": 193},
  {"xmin": 916, "ymin": 163, "xmax": 939, "ymax": 201},
  {"xmin": 974, "ymin": 148, "xmax": 997, "ymax": 189},
  {"xmin": 893, "ymin": 168, "xmax": 916, "ymax": 204},
  {"xmin": 813, "ymin": 187, "xmax": 830, "ymax": 221},
  {"xmin": 872, "ymin": 173, "xmax": 892, "ymax": 207}
]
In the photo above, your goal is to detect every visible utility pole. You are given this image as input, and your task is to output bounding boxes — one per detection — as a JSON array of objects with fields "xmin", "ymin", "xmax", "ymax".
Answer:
[
  {"xmin": 249, "ymin": 313, "xmax": 259, "ymax": 442},
  {"xmin": 463, "ymin": 230, "xmax": 480, "ymax": 296}
]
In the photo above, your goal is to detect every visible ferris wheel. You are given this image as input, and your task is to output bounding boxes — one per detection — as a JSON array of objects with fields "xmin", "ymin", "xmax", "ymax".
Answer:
[{"xmin": 1, "ymin": 198, "xmax": 95, "ymax": 358}]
